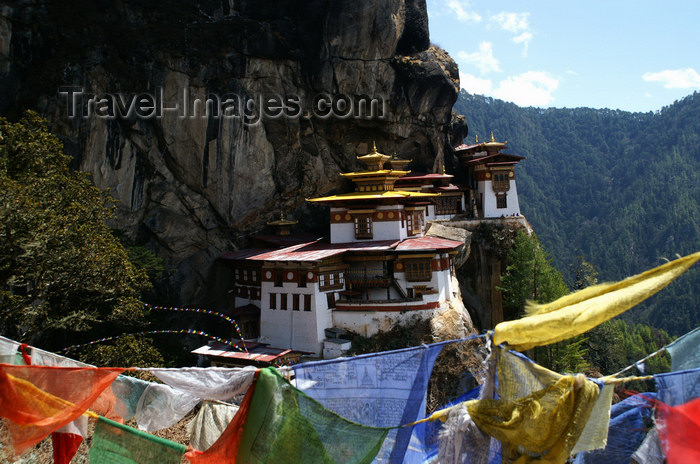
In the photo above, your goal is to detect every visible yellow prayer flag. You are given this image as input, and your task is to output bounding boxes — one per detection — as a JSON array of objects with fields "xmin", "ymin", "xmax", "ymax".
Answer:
[{"xmin": 494, "ymin": 251, "xmax": 700, "ymax": 351}]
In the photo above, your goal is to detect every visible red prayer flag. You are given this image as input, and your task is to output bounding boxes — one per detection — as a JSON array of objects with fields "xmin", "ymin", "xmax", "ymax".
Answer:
[
  {"xmin": 658, "ymin": 396, "xmax": 700, "ymax": 464},
  {"xmin": 0, "ymin": 364, "xmax": 124, "ymax": 456},
  {"xmin": 51, "ymin": 432, "xmax": 84, "ymax": 464},
  {"xmin": 185, "ymin": 371, "xmax": 259, "ymax": 463}
]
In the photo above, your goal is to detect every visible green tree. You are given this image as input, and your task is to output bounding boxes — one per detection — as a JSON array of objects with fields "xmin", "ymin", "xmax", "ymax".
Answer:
[
  {"xmin": 455, "ymin": 90, "xmax": 700, "ymax": 336},
  {"xmin": 571, "ymin": 255, "xmax": 598, "ymax": 290},
  {"xmin": 499, "ymin": 231, "xmax": 587, "ymax": 371},
  {"xmin": 0, "ymin": 112, "xmax": 152, "ymax": 355},
  {"xmin": 499, "ymin": 231, "xmax": 569, "ymax": 316}
]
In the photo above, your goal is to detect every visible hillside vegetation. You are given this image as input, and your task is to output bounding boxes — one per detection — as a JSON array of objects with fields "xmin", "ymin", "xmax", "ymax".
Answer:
[{"xmin": 454, "ymin": 91, "xmax": 700, "ymax": 335}]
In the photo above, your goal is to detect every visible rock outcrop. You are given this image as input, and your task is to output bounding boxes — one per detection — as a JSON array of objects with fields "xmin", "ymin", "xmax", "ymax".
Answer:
[
  {"xmin": 447, "ymin": 218, "xmax": 533, "ymax": 330},
  {"xmin": 1, "ymin": 0, "xmax": 467, "ymax": 304}
]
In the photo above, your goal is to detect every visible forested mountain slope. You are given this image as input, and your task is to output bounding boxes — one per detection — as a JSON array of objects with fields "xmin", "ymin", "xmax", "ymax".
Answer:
[{"xmin": 454, "ymin": 91, "xmax": 700, "ymax": 335}]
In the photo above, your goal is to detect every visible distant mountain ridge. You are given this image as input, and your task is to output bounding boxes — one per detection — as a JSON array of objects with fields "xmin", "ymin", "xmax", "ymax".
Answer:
[{"xmin": 454, "ymin": 90, "xmax": 700, "ymax": 335}]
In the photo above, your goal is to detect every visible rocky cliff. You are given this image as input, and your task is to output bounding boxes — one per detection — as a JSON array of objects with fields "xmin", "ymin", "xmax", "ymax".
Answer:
[
  {"xmin": 1, "ymin": 0, "xmax": 467, "ymax": 304},
  {"xmin": 433, "ymin": 218, "xmax": 533, "ymax": 330}
]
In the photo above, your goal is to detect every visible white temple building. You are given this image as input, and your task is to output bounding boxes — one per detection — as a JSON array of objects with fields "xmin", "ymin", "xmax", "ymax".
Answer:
[
  {"xmin": 454, "ymin": 133, "xmax": 525, "ymax": 218},
  {"xmin": 210, "ymin": 137, "xmax": 525, "ymax": 360}
]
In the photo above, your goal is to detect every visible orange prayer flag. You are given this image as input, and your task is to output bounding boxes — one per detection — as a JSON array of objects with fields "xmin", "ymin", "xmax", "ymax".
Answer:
[{"xmin": 0, "ymin": 364, "xmax": 124, "ymax": 456}]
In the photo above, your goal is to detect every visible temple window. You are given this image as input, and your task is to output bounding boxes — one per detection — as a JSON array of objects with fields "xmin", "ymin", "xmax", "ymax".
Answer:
[
  {"xmin": 281, "ymin": 293, "xmax": 288, "ymax": 310},
  {"xmin": 354, "ymin": 214, "xmax": 373, "ymax": 239},
  {"xmin": 269, "ymin": 292, "xmax": 277, "ymax": 309},
  {"xmin": 304, "ymin": 294, "xmax": 311, "ymax": 311},
  {"xmin": 274, "ymin": 270, "xmax": 283, "ymax": 287},
  {"xmin": 493, "ymin": 171, "xmax": 510, "ymax": 191},
  {"xmin": 327, "ymin": 293, "xmax": 336, "ymax": 309},
  {"xmin": 436, "ymin": 197, "xmax": 459, "ymax": 215},
  {"xmin": 292, "ymin": 294, "xmax": 300, "ymax": 311},
  {"xmin": 405, "ymin": 259, "xmax": 432, "ymax": 282},
  {"xmin": 406, "ymin": 211, "xmax": 422, "ymax": 236},
  {"xmin": 319, "ymin": 271, "xmax": 344, "ymax": 291},
  {"xmin": 497, "ymin": 194, "xmax": 507, "ymax": 209}
]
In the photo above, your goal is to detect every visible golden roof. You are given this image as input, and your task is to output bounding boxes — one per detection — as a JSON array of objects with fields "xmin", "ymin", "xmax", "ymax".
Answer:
[
  {"xmin": 388, "ymin": 152, "xmax": 412, "ymax": 169},
  {"xmin": 307, "ymin": 190, "xmax": 439, "ymax": 203},
  {"xmin": 340, "ymin": 169, "xmax": 410, "ymax": 179},
  {"xmin": 356, "ymin": 141, "xmax": 391, "ymax": 170},
  {"xmin": 266, "ymin": 211, "xmax": 298, "ymax": 226},
  {"xmin": 484, "ymin": 131, "xmax": 506, "ymax": 148}
]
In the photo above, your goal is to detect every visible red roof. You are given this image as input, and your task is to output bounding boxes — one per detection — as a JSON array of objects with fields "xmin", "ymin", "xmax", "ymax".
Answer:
[
  {"xmin": 486, "ymin": 161, "xmax": 520, "ymax": 166},
  {"xmin": 463, "ymin": 152, "xmax": 524, "ymax": 165},
  {"xmin": 252, "ymin": 232, "xmax": 324, "ymax": 248},
  {"xmin": 220, "ymin": 237, "xmax": 463, "ymax": 263},
  {"xmin": 435, "ymin": 185, "xmax": 464, "ymax": 192},
  {"xmin": 220, "ymin": 248, "xmax": 274, "ymax": 260},
  {"xmin": 192, "ymin": 341, "xmax": 296, "ymax": 363},
  {"xmin": 224, "ymin": 240, "xmax": 400, "ymax": 263},
  {"xmin": 454, "ymin": 141, "xmax": 507, "ymax": 152},
  {"xmin": 394, "ymin": 236, "xmax": 463, "ymax": 251}
]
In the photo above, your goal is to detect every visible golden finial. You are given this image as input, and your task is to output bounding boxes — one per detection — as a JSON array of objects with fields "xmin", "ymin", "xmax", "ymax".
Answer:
[
  {"xmin": 475, "ymin": 134, "xmax": 479, "ymax": 143},
  {"xmin": 280, "ymin": 211, "xmax": 285, "ymax": 220},
  {"xmin": 441, "ymin": 163, "xmax": 446, "ymax": 174},
  {"xmin": 490, "ymin": 131, "xmax": 495, "ymax": 143},
  {"xmin": 372, "ymin": 141, "xmax": 378, "ymax": 153}
]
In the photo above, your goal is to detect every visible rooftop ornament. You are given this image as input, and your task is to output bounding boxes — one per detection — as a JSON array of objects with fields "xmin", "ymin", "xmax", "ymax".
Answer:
[{"xmin": 356, "ymin": 141, "xmax": 391, "ymax": 171}]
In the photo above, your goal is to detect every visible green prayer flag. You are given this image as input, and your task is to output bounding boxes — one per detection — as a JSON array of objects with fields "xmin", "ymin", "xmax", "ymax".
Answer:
[
  {"xmin": 90, "ymin": 416, "xmax": 186, "ymax": 464},
  {"xmin": 236, "ymin": 367, "xmax": 389, "ymax": 464}
]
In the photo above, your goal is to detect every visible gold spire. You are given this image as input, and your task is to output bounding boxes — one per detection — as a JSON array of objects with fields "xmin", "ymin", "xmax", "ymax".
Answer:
[
  {"xmin": 387, "ymin": 151, "xmax": 412, "ymax": 170},
  {"xmin": 483, "ymin": 131, "xmax": 505, "ymax": 148},
  {"xmin": 475, "ymin": 134, "xmax": 479, "ymax": 143},
  {"xmin": 267, "ymin": 211, "xmax": 297, "ymax": 227},
  {"xmin": 357, "ymin": 142, "xmax": 391, "ymax": 170}
]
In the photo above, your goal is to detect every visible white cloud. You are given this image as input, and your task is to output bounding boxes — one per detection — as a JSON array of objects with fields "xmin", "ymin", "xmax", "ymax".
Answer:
[
  {"xmin": 490, "ymin": 12, "xmax": 532, "ymax": 56},
  {"xmin": 642, "ymin": 68, "xmax": 700, "ymax": 89},
  {"xmin": 447, "ymin": 0, "xmax": 482, "ymax": 22},
  {"xmin": 457, "ymin": 42, "xmax": 501, "ymax": 74},
  {"xmin": 512, "ymin": 31, "xmax": 532, "ymax": 56},
  {"xmin": 492, "ymin": 71, "xmax": 559, "ymax": 107},
  {"xmin": 490, "ymin": 12, "xmax": 530, "ymax": 33},
  {"xmin": 513, "ymin": 31, "xmax": 532, "ymax": 44},
  {"xmin": 459, "ymin": 72, "xmax": 493, "ymax": 95}
]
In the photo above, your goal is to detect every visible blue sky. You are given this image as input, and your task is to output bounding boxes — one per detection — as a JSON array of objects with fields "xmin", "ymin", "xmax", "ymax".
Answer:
[{"xmin": 427, "ymin": 0, "xmax": 700, "ymax": 112}]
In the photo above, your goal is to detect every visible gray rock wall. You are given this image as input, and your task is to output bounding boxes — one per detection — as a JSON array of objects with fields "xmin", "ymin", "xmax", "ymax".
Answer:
[{"xmin": 1, "ymin": 0, "xmax": 467, "ymax": 304}]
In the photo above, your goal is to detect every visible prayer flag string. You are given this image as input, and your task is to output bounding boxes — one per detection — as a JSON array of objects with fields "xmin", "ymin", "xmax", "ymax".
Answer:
[
  {"xmin": 59, "ymin": 330, "xmax": 247, "ymax": 355},
  {"xmin": 144, "ymin": 303, "xmax": 248, "ymax": 353}
]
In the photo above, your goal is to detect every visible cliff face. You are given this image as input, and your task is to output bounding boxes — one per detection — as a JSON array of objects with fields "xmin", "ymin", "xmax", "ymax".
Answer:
[
  {"xmin": 454, "ymin": 218, "xmax": 533, "ymax": 330},
  {"xmin": 1, "ymin": 0, "xmax": 467, "ymax": 304}
]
